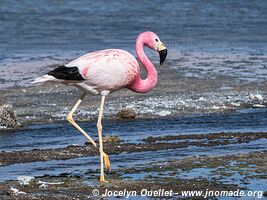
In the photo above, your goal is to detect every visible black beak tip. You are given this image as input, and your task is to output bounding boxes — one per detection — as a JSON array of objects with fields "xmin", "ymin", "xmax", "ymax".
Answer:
[{"xmin": 159, "ymin": 49, "xmax": 167, "ymax": 65}]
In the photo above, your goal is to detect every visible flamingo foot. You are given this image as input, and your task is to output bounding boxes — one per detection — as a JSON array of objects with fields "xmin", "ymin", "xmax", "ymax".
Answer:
[
  {"xmin": 100, "ymin": 175, "xmax": 108, "ymax": 183},
  {"xmin": 103, "ymin": 152, "xmax": 111, "ymax": 171}
]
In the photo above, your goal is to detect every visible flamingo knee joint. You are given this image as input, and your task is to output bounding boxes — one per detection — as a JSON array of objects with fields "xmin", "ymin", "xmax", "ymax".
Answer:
[{"xmin": 67, "ymin": 115, "xmax": 74, "ymax": 122}]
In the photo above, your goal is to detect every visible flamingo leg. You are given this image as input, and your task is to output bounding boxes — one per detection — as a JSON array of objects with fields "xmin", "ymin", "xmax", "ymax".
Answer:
[
  {"xmin": 97, "ymin": 95, "xmax": 107, "ymax": 182},
  {"xmin": 67, "ymin": 93, "xmax": 110, "ymax": 171}
]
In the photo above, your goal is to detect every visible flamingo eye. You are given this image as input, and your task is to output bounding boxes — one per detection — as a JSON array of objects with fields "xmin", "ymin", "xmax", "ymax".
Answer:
[{"xmin": 155, "ymin": 38, "xmax": 158, "ymax": 42}]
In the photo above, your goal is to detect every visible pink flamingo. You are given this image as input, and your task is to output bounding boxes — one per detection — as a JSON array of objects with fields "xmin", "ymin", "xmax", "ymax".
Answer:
[{"xmin": 32, "ymin": 31, "xmax": 167, "ymax": 182}]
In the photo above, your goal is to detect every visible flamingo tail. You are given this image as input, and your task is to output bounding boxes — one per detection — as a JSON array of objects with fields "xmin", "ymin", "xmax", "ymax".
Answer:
[{"xmin": 31, "ymin": 74, "xmax": 57, "ymax": 84}]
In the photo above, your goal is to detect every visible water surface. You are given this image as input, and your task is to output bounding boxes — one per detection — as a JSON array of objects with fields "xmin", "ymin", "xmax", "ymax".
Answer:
[
  {"xmin": 0, "ymin": 109, "xmax": 266, "ymax": 184},
  {"xmin": 1, "ymin": 0, "xmax": 267, "ymax": 87}
]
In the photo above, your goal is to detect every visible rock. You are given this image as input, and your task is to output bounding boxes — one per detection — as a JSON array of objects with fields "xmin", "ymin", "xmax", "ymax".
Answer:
[
  {"xmin": 103, "ymin": 135, "xmax": 121, "ymax": 144},
  {"xmin": 0, "ymin": 100, "xmax": 19, "ymax": 129},
  {"xmin": 86, "ymin": 135, "xmax": 121, "ymax": 145},
  {"xmin": 117, "ymin": 108, "xmax": 136, "ymax": 119}
]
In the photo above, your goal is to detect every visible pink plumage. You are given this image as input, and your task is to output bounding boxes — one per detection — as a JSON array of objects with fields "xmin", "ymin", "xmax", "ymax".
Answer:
[
  {"xmin": 32, "ymin": 31, "xmax": 167, "ymax": 95},
  {"xmin": 32, "ymin": 31, "xmax": 167, "ymax": 182},
  {"xmin": 67, "ymin": 49, "xmax": 140, "ymax": 94}
]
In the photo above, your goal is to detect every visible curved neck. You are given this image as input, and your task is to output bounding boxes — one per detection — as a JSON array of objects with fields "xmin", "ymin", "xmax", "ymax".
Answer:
[{"xmin": 128, "ymin": 35, "xmax": 158, "ymax": 93}]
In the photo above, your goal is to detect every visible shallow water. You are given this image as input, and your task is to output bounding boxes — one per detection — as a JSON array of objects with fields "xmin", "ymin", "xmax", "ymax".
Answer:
[
  {"xmin": 1, "ymin": 0, "xmax": 267, "ymax": 88},
  {"xmin": 0, "ymin": 108, "xmax": 266, "ymax": 184},
  {"xmin": 1, "ymin": 137, "xmax": 266, "ymax": 184},
  {"xmin": 0, "ymin": 108, "xmax": 266, "ymax": 152}
]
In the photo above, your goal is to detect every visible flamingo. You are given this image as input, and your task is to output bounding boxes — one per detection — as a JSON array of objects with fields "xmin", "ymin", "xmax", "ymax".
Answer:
[{"xmin": 32, "ymin": 31, "xmax": 167, "ymax": 182}]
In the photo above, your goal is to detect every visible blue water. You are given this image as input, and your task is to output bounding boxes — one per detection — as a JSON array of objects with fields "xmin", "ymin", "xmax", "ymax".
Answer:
[
  {"xmin": 1, "ymin": 0, "xmax": 267, "ymax": 88},
  {"xmin": 0, "ymin": 108, "xmax": 266, "ymax": 151},
  {"xmin": 1, "ymin": 0, "xmax": 267, "ymax": 55}
]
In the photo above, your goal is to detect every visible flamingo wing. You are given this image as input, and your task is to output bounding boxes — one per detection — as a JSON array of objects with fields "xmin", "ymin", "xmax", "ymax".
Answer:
[{"xmin": 65, "ymin": 49, "xmax": 139, "ymax": 91}]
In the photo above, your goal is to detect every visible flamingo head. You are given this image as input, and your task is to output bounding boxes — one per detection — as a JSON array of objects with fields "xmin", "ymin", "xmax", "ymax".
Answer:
[{"xmin": 139, "ymin": 31, "xmax": 168, "ymax": 65}]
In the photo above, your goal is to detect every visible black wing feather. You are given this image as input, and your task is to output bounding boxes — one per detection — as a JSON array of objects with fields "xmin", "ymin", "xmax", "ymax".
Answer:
[{"xmin": 47, "ymin": 65, "xmax": 84, "ymax": 80}]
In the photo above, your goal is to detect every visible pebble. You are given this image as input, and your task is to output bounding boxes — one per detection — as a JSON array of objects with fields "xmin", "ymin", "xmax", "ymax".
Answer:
[
  {"xmin": 117, "ymin": 108, "xmax": 136, "ymax": 119},
  {"xmin": 0, "ymin": 101, "xmax": 19, "ymax": 129}
]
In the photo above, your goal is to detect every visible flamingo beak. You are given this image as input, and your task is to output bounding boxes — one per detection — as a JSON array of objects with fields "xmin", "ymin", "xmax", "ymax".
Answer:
[{"xmin": 157, "ymin": 42, "xmax": 167, "ymax": 65}]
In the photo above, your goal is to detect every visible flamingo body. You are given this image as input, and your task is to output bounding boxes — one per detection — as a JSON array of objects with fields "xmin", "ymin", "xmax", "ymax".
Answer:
[{"xmin": 67, "ymin": 49, "xmax": 139, "ymax": 94}]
